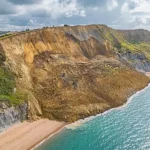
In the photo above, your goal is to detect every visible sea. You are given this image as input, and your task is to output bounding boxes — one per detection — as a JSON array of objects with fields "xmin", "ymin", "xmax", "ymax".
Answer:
[{"xmin": 35, "ymin": 84, "xmax": 150, "ymax": 150}]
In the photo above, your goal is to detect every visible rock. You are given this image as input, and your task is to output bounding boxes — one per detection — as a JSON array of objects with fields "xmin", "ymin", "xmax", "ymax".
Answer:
[
  {"xmin": 118, "ymin": 51, "xmax": 150, "ymax": 72},
  {"xmin": 0, "ymin": 103, "xmax": 27, "ymax": 132}
]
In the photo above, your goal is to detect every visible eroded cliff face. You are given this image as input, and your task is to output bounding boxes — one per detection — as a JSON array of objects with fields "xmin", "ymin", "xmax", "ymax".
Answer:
[
  {"xmin": 0, "ymin": 25, "xmax": 149, "ymax": 122},
  {"xmin": 0, "ymin": 48, "xmax": 27, "ymax": 130},
  {"xmin": 0, "ymin": 103, "xmax": 27, "ymax": 132}
]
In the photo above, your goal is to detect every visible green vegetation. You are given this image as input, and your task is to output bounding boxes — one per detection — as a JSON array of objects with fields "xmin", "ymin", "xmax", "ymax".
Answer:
[
  {"xmin": 25, "ymin": 29, "xmax": 30, "ymax": 31},
  {"xmin": 98, "ymin": 62, "xmax": 125, "ymax": 76},
  {"xmin": 0, "ymin": 52, "xmax": 6, "ymax": 64},
  {"xmin": 104, "ymin": 32, "xmax": 114, "ymax": 43},
  {"xmin": 130, "ymin": 41, "xmax": 141, "ymax": 44},
  {"xmin": 98, "ymin": 29, "xmax": 114, "ymax": 43},
  {"xmin": 64, "ymin": 24, "xmax": 70, "ymax": 27},
  {"xmin": 113, "ymin": 40, "xmax": 150, "ymax": 60},
  {"xmin": 0, "ymin": 33, "xmax": 13, "ymax": 40},
  {"xmin": 0, "ymin": 29, "xmax": 33, "ymax": 40},
  {"xmin": 0, "ymin": 92, "xmax": 27, "ymax": 106},
  {"xmin": 0, "ymin": 66, "xmax": 27, "ymax": 106},
  {"xmin": 97, "ymin": 27, "xmax": 150, "ymax": 60},
  {"xmin": 0, "ymin": 67, "xmax": 15, "ymax": 95},
  {"xmin": 121, "ymin": 42, "xmax": 136, "ymax": 51}
]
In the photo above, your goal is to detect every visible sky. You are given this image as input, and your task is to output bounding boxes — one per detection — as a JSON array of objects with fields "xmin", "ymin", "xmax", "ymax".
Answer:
[{"xmin": 0, "ymin": 0, "xmax": 150, "ymax": 31}]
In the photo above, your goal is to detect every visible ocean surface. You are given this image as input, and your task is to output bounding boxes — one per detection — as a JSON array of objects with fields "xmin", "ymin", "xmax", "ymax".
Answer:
[{"xmin": 36, "ymin": 85, "xmax": 150, "ymax": 150}]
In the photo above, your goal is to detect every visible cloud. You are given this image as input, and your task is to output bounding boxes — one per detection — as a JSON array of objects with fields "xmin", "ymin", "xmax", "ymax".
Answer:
[
  {"xmin": 6, "ymin": 0, "xmax": 41, "ymax": 5},
  {"xmin": 0, "ymin": 0, "xmax": 17, "ymax": 15},
  {"xmin": 0, "ymin": 0, "xmax": 86, "ymax": 30},
  {"xmin": 77, "ymin": 0, "xmax": 105, "ymax": 7},
  {"xmin": 0, "ymin": 0, "xmax": 150, "ymax": 31},
  {"xmin": 19, "ymin": 0, "xmax": 86, "ymax": 19},
  {"xmin": 107, "ymin": 0, "xmax": 118, "ymax": 11},
  {"xmin": 127, "ymin": 0, "xmax": 139, "ymax": 10},
  {"xmin": 111, "ymin": 0, "xmax": 150, "ymax": 29},
  {"xmin": 121, "ymin": 0, "xmax": 150, "ymax": 14}
]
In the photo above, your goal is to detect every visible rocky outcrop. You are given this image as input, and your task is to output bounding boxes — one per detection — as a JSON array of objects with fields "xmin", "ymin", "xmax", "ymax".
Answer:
[
  {"xmin": 117, "ymin": 51, "xmax": 150, "ymax": 72},
  {"xmin": 0, "ymin": 25, "xmax": 149, "ymax": 122},
  {"xmin": 0, "ymin": 103, "xmax": 27, "ymax": 132}
]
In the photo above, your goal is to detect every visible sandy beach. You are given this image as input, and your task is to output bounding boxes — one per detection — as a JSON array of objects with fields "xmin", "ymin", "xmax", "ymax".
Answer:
[{"xmin": 0, "ymin": 119, "xmax": 65, "ymax": 150}]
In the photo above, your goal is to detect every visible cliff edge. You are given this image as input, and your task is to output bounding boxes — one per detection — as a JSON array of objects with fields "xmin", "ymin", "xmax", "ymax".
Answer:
[{"xmin": 0, "ymin": 25, "xmax": 149, "ymax": 122}]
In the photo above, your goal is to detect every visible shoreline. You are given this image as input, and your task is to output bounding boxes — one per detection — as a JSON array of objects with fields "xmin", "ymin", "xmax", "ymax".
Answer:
[
  {"xmin": 0, "ymin": 84, "xmax": 149, "ymax": 150},
  {"xmin": 0, "ymin": 119, "xmax": 66, "ymax": 150},
  {"xmin": 30, "ymin": 124, "xmax": 65, "ymax": 150},
  {"xmin": 34, "ymin": 83, "xmax": 150, "ymax": 149},
  {"xmin": 65, "ymin": 83, "xmax": 150, "ymax": 130}
]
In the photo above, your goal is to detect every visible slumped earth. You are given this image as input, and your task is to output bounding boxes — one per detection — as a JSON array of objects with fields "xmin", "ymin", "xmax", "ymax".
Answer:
[{"xmin": 0, "ymin": 25, "xmax": 150, "ymax": 126}]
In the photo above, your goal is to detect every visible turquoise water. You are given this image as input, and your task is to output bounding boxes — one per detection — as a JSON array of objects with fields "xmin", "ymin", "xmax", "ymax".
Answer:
[{"xmin": 36, "ymin": 85, "xmax": 150, "ymax": 150}]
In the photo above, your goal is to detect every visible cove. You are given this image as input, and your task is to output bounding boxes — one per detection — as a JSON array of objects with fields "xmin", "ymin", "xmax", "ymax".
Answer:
[{"xmin": 36, "ymin": 84, "xmax": 150, "ymax": 150}]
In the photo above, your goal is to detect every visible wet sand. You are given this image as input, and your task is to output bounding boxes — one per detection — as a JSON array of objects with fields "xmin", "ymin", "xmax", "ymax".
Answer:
[{"xmin": 0, "ymin": 119, "xmax": 65, "ymax": 150}]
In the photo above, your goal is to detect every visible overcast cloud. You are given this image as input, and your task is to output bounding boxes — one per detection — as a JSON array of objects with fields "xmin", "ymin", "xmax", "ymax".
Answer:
[{"xmin": 0, "ymin": 0, "xmax": 150, "ymax": 31}]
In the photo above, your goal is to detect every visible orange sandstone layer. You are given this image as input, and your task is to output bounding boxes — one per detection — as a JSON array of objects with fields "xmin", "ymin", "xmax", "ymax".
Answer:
[{"xmin": 0, "ymin": 119, "xmax": 65, "ymax": 150}]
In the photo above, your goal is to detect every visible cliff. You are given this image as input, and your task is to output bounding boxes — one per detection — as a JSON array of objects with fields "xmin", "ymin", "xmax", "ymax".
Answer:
[
  {"xmin": 0, "ymin": 103, "xmax": 27, "ymax": 132},
  {"xmin": 0, "ymin": 25, "xmax": 149, "ymax": 123},
  {"xmin": 0, "ymin": 48, "xmax": 27, "ymax": 131}
]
